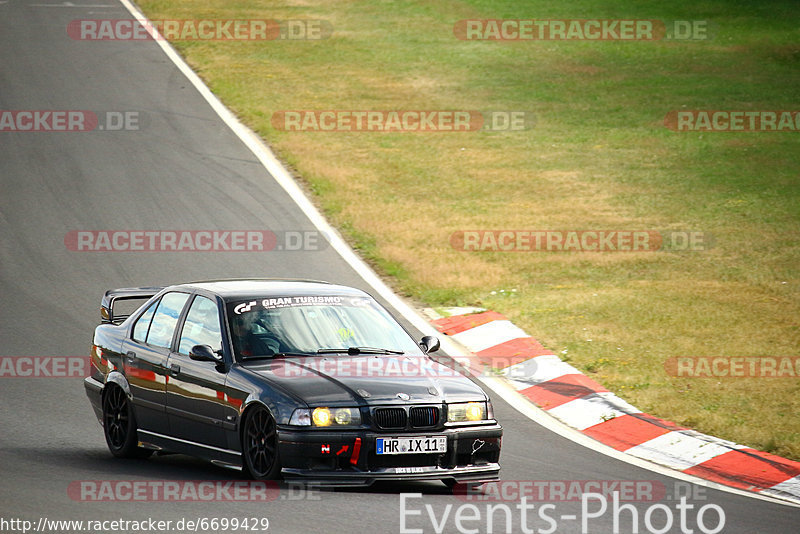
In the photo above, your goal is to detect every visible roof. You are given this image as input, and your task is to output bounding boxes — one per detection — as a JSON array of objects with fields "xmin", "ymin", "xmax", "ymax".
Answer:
[{"xmin": 171, "ymin": 278, "xmax": 369, "ymax": 300}]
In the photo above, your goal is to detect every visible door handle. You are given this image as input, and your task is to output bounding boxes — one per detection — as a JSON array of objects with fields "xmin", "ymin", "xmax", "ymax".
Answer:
[
  {"xmin": 170, "ymin": 364, "xmax": 180, "ymax": 376},
  {"xmin": 126, "ymin": 351, "xmax": 136, "ymax": 363}
]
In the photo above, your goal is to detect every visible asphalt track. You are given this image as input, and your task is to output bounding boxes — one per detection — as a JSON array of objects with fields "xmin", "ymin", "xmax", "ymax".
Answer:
[{"xmin": 1, "ymin": 2, "xmax": 798, "ymax": 533}]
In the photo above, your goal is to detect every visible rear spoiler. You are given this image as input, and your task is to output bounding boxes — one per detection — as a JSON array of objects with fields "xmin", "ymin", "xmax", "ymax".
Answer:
[{"xmin": 100, "ymin": 286, "xmax": 164, "ymax": 324}]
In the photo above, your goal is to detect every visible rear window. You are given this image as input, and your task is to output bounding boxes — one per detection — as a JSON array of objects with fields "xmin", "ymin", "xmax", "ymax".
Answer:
[{"xmin": 132, "ymin": 299, "xmax": 159, "ymax": 342}]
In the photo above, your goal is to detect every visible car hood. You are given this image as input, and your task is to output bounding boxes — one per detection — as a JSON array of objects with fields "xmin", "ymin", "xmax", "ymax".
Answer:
[{"xmin": 241, "ymin": 354, "xmax": 486, "ymax": 405}]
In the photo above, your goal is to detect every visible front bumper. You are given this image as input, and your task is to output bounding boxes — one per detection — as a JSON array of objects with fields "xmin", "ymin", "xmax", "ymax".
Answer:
[{"xmin": 277, "ymin": 424, "xmax": 502, "ymax": 487}]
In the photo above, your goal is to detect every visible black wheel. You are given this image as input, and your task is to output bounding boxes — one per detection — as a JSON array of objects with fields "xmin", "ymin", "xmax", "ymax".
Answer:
[
  {"xmin": 242, "ymin": 406, "xmax": 281, "ymax": 480},
  {"xmin": 102, "ymin": 385, "xmax": 151, "ymax": 459}
]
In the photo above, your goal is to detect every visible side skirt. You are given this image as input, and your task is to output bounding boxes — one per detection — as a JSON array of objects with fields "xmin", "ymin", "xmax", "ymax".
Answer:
[{"xmin": 137, "ymin": 429, "xmax": 242, "ymax": 467}]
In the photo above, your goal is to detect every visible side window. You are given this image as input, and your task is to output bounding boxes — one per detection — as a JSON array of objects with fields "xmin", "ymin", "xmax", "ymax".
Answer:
[
  {"xmin": 145, "ymin": 292, "xmax": 190, "ymax": 349},
  {"xmin": 178, "ymin": 296, "xmax": 222, "ymax": 355},
  {"xmin": 132, "ymin": 299, "xmax": 159, "ymax": 342}
]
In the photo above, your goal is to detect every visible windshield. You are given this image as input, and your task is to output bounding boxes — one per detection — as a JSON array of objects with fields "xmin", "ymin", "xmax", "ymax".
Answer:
[{"xmin": 226, "ymin": 295, "xmax": 423, "ymax": 360}]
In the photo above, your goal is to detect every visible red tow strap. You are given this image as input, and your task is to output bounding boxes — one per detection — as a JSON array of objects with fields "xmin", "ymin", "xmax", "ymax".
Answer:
[{"xmin": 350, "ymin": 438, "xmax": 362, "ymax": 465}]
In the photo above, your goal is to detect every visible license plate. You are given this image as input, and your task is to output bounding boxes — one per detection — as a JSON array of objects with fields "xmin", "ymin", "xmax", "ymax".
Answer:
[{"xmin": 376, "ymin": 436, "xmax": 447, "ymax": 455}]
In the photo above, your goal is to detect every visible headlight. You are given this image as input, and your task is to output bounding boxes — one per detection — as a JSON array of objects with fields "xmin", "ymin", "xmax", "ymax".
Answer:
[
  {"xmin": 291, "ymin": 407, "xmax": 361, "ymax": 427},
  {"xmin": 334, "ymin": 408, "xmax": 353, "ymax": 425},
  {"xmin": 447, "ymin": 402, "xmax": 487, "ymax": 423},
  {"xmin": 332, "ymin": 407, "xmax": 361, "ymax": 425},
  {"xmin": 289, "ymin": 409, "xmax": 311, "ymax": 426},
  {"xmin": 313, "ymin": 407, "xmax": 332, "ymax": 426}
]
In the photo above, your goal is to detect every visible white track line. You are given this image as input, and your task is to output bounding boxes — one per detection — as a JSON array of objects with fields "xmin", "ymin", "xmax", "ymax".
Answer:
[{"xmin": 116, "ymin": 0, "xmax": 798, "ymax": 507}]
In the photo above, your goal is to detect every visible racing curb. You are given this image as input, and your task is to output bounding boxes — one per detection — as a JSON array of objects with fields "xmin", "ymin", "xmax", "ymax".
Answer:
[{"xmin": 423, "ymin": 307, "xmax": 800, "ymax": 504}]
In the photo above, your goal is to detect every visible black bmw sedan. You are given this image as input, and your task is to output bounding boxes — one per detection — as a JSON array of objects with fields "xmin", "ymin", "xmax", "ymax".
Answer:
[{"xmin": 84, "ymin": 279, "xmax": 502, "ymax": 486}]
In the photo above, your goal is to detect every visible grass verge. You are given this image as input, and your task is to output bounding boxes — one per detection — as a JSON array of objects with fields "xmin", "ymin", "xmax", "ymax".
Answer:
[{"xmin": 135, "ymin": 0, "xmax": 800, "ymax": 459}]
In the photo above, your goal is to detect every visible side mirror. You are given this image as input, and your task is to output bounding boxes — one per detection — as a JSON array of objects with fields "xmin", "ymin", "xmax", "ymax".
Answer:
[
  {"xmin": 190, "ymin": 344, "xmax": 222, "ymax": 363},
  {"xmin": 419, "ymin": 335, "xmax": 440, "ymax": 354}
]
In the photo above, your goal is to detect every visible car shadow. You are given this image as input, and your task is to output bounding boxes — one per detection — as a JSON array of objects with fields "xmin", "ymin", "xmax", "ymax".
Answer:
[{"xmin": 15, "ymin": 446, "xmax": 459, "ymax": 495}]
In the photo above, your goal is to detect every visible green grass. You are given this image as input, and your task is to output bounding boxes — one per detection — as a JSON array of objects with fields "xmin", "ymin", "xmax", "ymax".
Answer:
[{"xmin": 136, "ymin": 0, "xmax": 800, "ymax": 459}]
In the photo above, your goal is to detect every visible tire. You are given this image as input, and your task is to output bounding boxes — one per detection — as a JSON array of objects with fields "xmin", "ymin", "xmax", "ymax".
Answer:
[
  {"xmin": 242, "ymin": 406, "xmax": 281, "ymax": 480},
  {"xmin": 102, "ymin": 385, "xmax": 152, "ymax": 459}
]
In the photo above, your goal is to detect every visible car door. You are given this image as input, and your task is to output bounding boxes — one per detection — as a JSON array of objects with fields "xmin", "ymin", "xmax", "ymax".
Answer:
[
  {"xmin": 166, "ymin": 294, "xmax": 228, "ymax": 449},
  {"xmin": 121, "ymin": 291, "xmax": 191, "ymax": 434}
]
